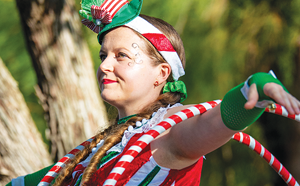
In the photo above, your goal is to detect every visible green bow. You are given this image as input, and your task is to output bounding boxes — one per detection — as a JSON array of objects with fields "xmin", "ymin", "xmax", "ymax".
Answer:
[{"xmin": 162, "ymin": 81, "xmax": 187, "ymax": 102}]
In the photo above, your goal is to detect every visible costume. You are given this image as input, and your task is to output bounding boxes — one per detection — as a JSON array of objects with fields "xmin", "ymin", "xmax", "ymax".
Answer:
[
  {"xmin": 7, "ymin": 104, "xmax": 204, "ymax": 186},
  {"xmin": 67, "ymin": 104, "xmax": 203, "ymax": 186}
]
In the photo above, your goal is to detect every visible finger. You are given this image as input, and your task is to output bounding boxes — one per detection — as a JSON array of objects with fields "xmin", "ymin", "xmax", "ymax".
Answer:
[
  {"xmin": 288, "ymin": 95, "xmax": 300, "ymax": 115},
  {"xmin": 269, "ymin": 88, "xmax": 294, "ymax": 114},
  {"xmin": 263, "ymin": 83, "xmax": 282, "ymax": 101},
  {"xmin": 263, "ymin": 83, "xmax": 300, "ymax": 115},
  {"xmin": 282, "ymin": 95, "xmax": 294, "ymax": 115},
  {"xmin": 295, "ymin": 96, "xmax": 300, "ymax": 114},
  {"xmin": 266, "ymin": 85, "xmax": 300, "ymax": 115},
  {"xmin": 244, "ymin": 84, "xmax": 259, "ymax": 110}
]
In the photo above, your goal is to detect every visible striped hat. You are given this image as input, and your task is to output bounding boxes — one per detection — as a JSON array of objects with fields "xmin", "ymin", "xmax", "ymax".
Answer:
[{"xmin": 79, "ymin": 0, "xmax": 185, "ymax": 80}]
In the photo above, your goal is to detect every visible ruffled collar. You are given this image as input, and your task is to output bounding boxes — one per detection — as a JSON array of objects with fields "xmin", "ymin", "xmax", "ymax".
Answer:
[
  {"xmin": 107, "ymin": 103, "xmax": 182, "ymax": 154},
  {"xmin": 71, "ymin": 103, "xmax": 183, "ymax": 181}
]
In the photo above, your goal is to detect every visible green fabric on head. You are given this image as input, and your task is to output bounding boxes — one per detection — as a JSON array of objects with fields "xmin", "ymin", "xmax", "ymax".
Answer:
[
  {"xmin": 163, "ymin": 81, "xmax": 187, "ymax": 102},
  {"xmin": 81, "ymin": 0, "xmax": 105, "ymax": 12},
  {"xmin": 79, "ymin": 0, "xmax": 106, "ymax": 26},
  {"xmin": 97, "ymin": 0, "xmax": 143, "ymax": 43},
  {"xmin": 79, "ymin": 0, "xmax": 142, "ymax": 42}
]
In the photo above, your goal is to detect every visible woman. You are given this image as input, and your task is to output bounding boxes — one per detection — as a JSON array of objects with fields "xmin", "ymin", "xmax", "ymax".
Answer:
[
  {"xmin": 54, "ymin": 7, "xmax": 300, "ymax": 186},
  {"xmin": 7, "ymin": 0, "xmax": 300, "ymax": 185}
]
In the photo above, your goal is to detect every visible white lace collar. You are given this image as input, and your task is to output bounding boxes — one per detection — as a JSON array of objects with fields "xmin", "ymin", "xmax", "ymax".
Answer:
[
  {"xmin": 75, "ymin": 103, "xmax": 182, "ymax": 171},
  {"xmin": 107, "ymin": 103, "xmax": 182, "ymax": 154}
]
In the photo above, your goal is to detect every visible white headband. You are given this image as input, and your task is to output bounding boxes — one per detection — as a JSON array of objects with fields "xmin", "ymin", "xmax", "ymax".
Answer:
[{"xmin": 125, "ymin": 16, "xmax": 185, "ymax": 80}]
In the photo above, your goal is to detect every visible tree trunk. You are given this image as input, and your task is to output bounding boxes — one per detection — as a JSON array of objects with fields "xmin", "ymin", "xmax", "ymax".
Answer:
[
  {"xmin": 15, "ymin": 0, "xmax": 108, "ymax": 161},
  {"xmin": 0, "ymin": 58, "xmax": 52, "ymax": 185}
]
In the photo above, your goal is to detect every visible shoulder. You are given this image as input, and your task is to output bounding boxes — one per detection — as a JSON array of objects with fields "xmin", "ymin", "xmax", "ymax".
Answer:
[{"xmin": 164, "ymin": 104, "xmax": 196, "ymax": 119}]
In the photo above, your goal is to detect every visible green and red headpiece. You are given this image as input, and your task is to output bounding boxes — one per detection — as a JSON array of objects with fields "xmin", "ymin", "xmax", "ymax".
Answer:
[
  {"xmin": 79, "ymin": 0, "xmax": 185, "ymax": 81},
  {"xmin": 79, "ymin": 0, "xmax": 142, "ymax": 39},
  {"xmin": 80, "ymin": 0, "xmax": 187, "ymax": 101}
]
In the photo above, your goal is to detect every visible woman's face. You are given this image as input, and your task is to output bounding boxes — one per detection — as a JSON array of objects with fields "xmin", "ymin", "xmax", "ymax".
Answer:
[{"xmin": 97, "ymin": 27, "xmax": 163, "ymax": 113}]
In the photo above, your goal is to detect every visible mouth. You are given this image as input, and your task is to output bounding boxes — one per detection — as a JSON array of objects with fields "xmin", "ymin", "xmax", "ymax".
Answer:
[{"xmin": 103, "ymin": 79, "xmax": 117, "ymax": 84}]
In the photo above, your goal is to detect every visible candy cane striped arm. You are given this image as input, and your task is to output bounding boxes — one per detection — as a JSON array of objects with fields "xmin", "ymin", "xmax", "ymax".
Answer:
[
  {"xmin": 233, "ymin": 132, "xmax": 299, "ymax": 186},
  {"xmin": 103, "ymin": 100, "xmax": 221, "ymax": 186},
  {"xmin": 37, "ymin": 138, "xmax": 94, "ymax": 186},
  {"xmin": 265, "ymin": 103, "xmax": 300, "ymax": 122}
]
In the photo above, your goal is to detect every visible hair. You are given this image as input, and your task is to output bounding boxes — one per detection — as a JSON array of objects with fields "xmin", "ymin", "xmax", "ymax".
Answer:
[{"xmin": 53, "ymin": 14, "xmax": 186, "ymax": 186}]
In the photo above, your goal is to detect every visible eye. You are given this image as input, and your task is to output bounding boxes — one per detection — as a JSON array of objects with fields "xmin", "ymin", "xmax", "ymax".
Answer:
[
  {"xmin": 116, "ymin": 52, "xmax": 129, "ymax": 59},
  {"xmin": 99, "ymin": 54, "xmax": 107, "ymax": 62}
]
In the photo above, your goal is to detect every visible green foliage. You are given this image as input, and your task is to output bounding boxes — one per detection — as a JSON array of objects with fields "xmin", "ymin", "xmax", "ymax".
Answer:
[{"xmin": 142, "ymin": 0, "xmax": 300, "ymax": 185}]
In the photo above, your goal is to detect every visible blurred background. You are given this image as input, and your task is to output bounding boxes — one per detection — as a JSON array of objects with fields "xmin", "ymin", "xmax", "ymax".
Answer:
[{"xmin": 1, "ymin": 0, "xmax": 300, "ymax": 185}]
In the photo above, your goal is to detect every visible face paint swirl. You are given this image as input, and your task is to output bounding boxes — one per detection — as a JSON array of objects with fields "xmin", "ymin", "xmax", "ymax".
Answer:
[{"xmin": 128, "ymin": 43, "xmax": 143, "ymax": 66}]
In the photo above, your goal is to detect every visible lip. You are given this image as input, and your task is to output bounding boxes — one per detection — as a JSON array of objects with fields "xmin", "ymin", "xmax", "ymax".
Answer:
[{"xmin": 103, "ymin": 79, "xmax": 117, "ymax": 84}]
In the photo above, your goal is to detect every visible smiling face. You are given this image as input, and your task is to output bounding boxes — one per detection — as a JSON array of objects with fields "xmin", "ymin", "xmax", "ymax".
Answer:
[{"xmin": 97, "ymin": 27, "xmax": 170, "ymax": 117}]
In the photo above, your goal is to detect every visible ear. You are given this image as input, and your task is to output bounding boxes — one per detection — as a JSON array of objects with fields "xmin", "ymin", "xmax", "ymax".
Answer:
[{"xmin": 157, "ymin": 63, "xmax": 171, "ymax": 83}]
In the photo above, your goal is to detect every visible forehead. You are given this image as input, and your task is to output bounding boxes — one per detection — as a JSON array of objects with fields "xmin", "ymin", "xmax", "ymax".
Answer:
[{"xmin": 101, "ymin": 27, "xmax": 146, "ymax": 50}]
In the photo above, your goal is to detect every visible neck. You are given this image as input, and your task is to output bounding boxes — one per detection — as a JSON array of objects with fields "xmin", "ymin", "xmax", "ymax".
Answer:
[
  {"xmin": 117, "ymin": 106, "xmax": 143, "ymax": 119},
  {"xmin": 117, "ymin": 94, "xmax": 158, "ymax": 119}
]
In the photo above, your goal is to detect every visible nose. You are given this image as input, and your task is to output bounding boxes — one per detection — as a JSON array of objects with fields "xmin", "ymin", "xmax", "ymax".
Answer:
[
  {"xmin": 99, "ymin": 55, "xmax": 114, "ymax": 73},
  {"xmin": 97, "ymin": 55, "xmax": 115, "ymax": 85}
]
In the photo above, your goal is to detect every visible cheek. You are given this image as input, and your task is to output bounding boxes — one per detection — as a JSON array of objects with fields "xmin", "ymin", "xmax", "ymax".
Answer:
[
  {"xmin": 117, "ymin": 64, "xmax": 156, "ymax": 89},
  {"xmin": 119, "ymin": 71, "xmax": 142, "ymax": 92},
  {"xmin": 96, "ymin": 67, "xmax": 102, "ymax": 84},
  {"xmin": 132, "ymin": 70, "xmax": 154, "ymax": 88}
]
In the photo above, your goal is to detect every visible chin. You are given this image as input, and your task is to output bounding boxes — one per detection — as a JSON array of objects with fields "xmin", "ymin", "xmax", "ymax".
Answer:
[
  {"xmin": 101, "ymin": 92, "xmax": 119, "ymax": 106},
  {"xmin": 101, "ymin": 92, "xmax": 111, "ymax": 102}
]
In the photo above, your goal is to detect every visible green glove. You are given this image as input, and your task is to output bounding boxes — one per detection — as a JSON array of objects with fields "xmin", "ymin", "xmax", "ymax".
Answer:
[{"xmin": 220, "ymin": 71, "xmax": 287, "ymax": 130}]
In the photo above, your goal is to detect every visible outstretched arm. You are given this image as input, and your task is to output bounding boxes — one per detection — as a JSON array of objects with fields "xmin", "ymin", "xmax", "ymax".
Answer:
[{"xmin": 151, "ymin": 72, "xmax": 300, "ymax": 169}]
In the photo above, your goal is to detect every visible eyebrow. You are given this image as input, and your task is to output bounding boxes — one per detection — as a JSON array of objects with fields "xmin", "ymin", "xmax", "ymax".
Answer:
[
  {"xmin": 101, "ymin": 47, "xmax": 135, "ymax": 54},
  {"xmin": 99, "ymin": 48, "xmax": 106, "ymax": 55}
]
